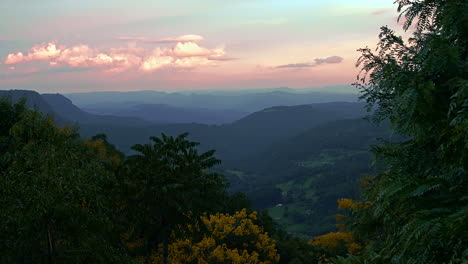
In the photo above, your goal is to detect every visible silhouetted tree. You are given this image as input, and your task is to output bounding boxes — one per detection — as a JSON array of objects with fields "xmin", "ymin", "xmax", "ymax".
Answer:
[{"xmin": 118, "ymin": 133, "xmax": 226, "ymax": 264}]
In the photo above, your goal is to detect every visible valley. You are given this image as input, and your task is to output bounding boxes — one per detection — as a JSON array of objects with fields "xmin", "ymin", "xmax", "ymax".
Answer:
[{"xmin": 0, "ymin": 88, "xmax": 392, "ymax": 237}]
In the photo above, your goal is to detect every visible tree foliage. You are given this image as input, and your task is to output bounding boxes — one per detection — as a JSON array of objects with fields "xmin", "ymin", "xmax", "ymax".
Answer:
[
  {"xmin": 0, "ymin": 99, "xmax": 133, "ymax": 263},
  {"xmin": 339, "ymin": 0, "xmax": 468, "ymax": 263},
  {"xmin": 149, "ymin": 209, "xmax": 280, "ymax": 264},
  {"xmin": 116, "ymin": 133, "xmax": 227, "ymax": 262}
]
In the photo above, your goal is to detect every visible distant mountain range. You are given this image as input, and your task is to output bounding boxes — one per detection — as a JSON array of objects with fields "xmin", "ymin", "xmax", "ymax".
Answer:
[
  {"xmin": 62, "ymin": 86, "xmax": 359, "ymax": 124},
  {"xmin": 83, "ymin": 103, "xmax": 248, "ymax": 125},
  {"xmin": 65, "ymin": 86, "xmax": 359, "ymax": 113},
  {"xmin": 0, "ymin": 89, "xmax": 366, "ymax": 157}
]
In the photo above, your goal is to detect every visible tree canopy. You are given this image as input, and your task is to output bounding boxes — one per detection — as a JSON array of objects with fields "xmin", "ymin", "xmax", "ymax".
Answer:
[
  {"xmin": 0, "ymin": 98, "xmax": 133, "ymax": 263},
  {"xmin": 335, "ymin": 0, "xmax": 467, "ymax": 263}
]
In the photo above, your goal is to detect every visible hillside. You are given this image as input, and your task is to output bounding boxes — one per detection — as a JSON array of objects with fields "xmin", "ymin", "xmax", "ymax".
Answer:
[
  {"xmin": 0, "ymin": 90, "xmax": 67, "ymax": 123},
  {"xmin": 222, "ymin": 118, "xmax": 393, "ymax": 236},
  {"xmin": 0, "ymin": 91, "xmax": 151, "ymax": 127},
  {"xmin": 0, "ymin": 90, "xmax": 56, "ymax": 116},
  {"xmin": 78, "ymin": 102, "xmax": 369, "ymax": 159},
  {"xmin": 213, "ymin": 102, "xmax": 367, "ymax": 158}
]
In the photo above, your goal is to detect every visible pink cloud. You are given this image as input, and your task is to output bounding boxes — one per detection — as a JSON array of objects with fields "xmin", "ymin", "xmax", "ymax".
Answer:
[
  {"xmin": 140, "ymin": 51, "xmax": 174, "ymax": 71},
  {"xmin": 5, "ymin": 52, "xmax": 27, "ymax": 64},
  {"xmin": 55, "ymin": 45, "xmax": 93, "ymax": 67},
  {"xmin": 174, "ymin": 57, "xmax": 212, "ymax": 68},
  {"xmin": 29, "ymin": 42, "xmax": 61, "ymax": 60},
  {"xmin": 139, "ymin": 44, "xmax": 221, "ymax": 72},
  {"xmin": 171, "ymin": 42, "xmax": 214, "ymax": 57},
  {"xmin": 3, "ymin": 35, "xmax": 232, "ymax": 73},
  {"xmin": 5, "ymin": 43, "xmax": 62, "ymax": 64}
]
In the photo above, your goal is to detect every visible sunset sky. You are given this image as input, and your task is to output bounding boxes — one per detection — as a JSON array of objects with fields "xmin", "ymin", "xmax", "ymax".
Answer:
[{"xmin": 0, "ymin": 0, "xmax": 400, "ymax": 93}]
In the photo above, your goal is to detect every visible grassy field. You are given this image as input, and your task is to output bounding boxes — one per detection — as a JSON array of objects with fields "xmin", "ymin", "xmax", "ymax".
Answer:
[{"xmin": 267, "ymin": 202, "xmax": 311, "ymax": 237}]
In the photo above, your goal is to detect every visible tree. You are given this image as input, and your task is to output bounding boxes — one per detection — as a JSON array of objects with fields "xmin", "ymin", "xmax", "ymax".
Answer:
[
  {"xmin": 117, "ymin": 133, "xmax": 227, "ymax": 263},
  {"xmin": 308, "ymin": 199, "xmax": 366, "ymax": 260},
  {"xmin": 337, "ymin": 1, "xmax": 467, "ymax": 263},
  {"xmin": 149, "ymin": 209, "xmax": 280, "ymax": 264},
  {"xmin": 0, "ymin": 97, "xmax": 27, "ymax": 171},
  {"xmin": 221, "ymin": 192, "xmax": 253, "ymax": 214},
  {"xmin": 85, "ymin": 133, "xmax": 125, "ymax": 171},
  {"xmin": 0, "ymin": 99, "xmax": 132, "ymax": 263}
]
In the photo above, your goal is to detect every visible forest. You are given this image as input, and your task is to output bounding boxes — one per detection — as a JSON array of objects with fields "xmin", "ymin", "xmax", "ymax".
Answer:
[{"xmin": 0, "ymin": 0, "xmax": 467, "ymax": 263}]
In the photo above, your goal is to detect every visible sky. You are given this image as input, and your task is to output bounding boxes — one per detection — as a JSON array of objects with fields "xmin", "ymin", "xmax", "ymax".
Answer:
[{"xmin": 0, "ymin": 0, "xmax": 401, "ymax": 93}]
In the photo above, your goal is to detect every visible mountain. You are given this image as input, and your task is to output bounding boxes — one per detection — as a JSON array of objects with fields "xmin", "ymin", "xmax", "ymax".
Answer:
[
  {"xmin": 77, "ymin": 102, "xmax": 369, "ymax": 158},
  {"xmin": 211, "ymin": 102, "xmax": 368, "ymax": 159},
  {"xmin": 250, "ymin": 118, "xmax": 391, "ymax": 178},
  {"xmin": 0, "ymin": 90, "xmax": 150, "ymax": 127},
  {"xmin": 41, "ymin": 93, "xmax": 92, "ymax": 122},
  {"xmin": 0, "ymin": 90, "xmax": 57, "ymax": 117},
  {"xmin": 42, "ymin": 93, "xmax": 150, "ymax": 127},
  {"xmin": 300, "ymin": 85, "xmax": 360, "ymax": 94},
  {"xmin": 83, "ymin": 103, "xmax": 248, "ymax": 125},
  {"xmin": 173, "ymin": 86, "xmax": 359, "ymax": 95},
  {"xmin": 65, "ymin": 89, "xmax": 359, "ymax": 112},
  {"xmin": 228, "ymin": 102, "xmax": 366, "ymax": 139}
]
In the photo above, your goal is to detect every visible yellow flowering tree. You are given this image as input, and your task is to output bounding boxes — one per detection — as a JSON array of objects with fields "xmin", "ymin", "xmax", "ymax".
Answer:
[
  {"xmin": 309, "ymin": 198, "xmax": 366, "ymax": 261},
  {"xmin": 149, "ymin": 209, "xmax": 280, "ymax": 264},
  {"xmin": 336, "ymin": 198, "xmax": 371, "ymax": 210}
]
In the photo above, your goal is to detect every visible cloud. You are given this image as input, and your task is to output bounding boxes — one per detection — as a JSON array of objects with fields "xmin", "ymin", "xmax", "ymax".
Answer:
[
  {"xmin": 314, "ymin": 56, "xmax": 343, "ymax": 65},
  {"xmin": 140, "ymin": 48, "xmax": 175, "ymax": 71},
  {"xmin": 117, "ymin": 34, "xmax": 204, "ymax": 43},
  {"xmin": 5, "ymin": 43, "xmax": 62, "ymax": 64},
  {"xmin": 29, "ymin": 42, "xmax": 61, "ymax": 60},
  {"xmin": 139, "ymin": 45, "xmax": 220, "ymax": 72},
  {"xmin": 276, "ymin": 56, "xmax": 343, "ymax": 69},
  {"xmin": 5, "ymin": 52, "xmax": 28, "ymax": 64},
  {"xmin": 3, "ymin": 35, "xmax": 232, "ymax": 73},
  {"xmin": 171, "ymin": 42, "xmax": 213, "ymax": 57}
]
